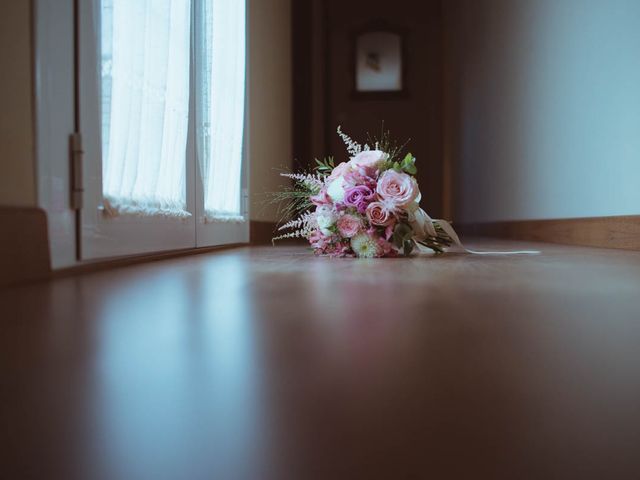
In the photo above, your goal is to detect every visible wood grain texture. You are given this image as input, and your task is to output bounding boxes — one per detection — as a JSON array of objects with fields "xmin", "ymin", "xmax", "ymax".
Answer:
[
  {"xmin": 2, "ymin": 240, "xmax": 640, "ymax": 479},
  {"xmin": 0, "ymin": 207, "xmax": 50, "ymax": 286},
  {"xmin": 459, "ymin": 215, "xmax": 640, "ymax": 251}
]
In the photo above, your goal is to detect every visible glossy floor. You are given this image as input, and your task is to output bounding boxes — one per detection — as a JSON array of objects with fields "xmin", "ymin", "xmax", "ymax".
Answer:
[{"xmin": 2, "ymin": 240, "xmax": 640, "ymax": 479}]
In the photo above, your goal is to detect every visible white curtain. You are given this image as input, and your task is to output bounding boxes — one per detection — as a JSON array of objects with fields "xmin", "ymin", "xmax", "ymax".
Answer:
[
  {"xmin": 196, "ymin": 0, "xmax": 247, "ymax": 222},
  {"xmin": 101, "ymin": 0, "xmax": 192, "ymax": 217}
]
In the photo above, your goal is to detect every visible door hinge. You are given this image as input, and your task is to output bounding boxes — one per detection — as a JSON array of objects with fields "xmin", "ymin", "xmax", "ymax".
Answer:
[
  {"xmin": 69, "ymin": 132, "xmax": 84, "ymax": 210},
  {"xmin": 242, "ymin": 187, "xmax": 249, "ymax": 217}
]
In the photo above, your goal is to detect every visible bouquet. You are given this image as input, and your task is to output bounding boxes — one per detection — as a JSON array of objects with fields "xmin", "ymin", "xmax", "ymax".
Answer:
[{"xmin": 271, "ymin": 127, "xmax": 457, "ymax": 258}]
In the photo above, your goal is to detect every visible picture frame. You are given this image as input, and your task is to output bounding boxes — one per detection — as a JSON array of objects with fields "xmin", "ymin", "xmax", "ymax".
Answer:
[{"xmin": 351, "ymin": 20, "xmax": 408, "ymax": 100}]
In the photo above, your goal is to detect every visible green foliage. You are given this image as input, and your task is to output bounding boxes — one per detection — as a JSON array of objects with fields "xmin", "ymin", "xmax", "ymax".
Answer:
[
  {"xmin": 314, "ymin": 156, "xmax": 335, "ymax": 175},
  {"xmin": 391, "ymin": 223, "xmax": 418, "ymax": 257},
  {"xmin": 366, "ymin": 123, "xmax": 411, "ymax": 164},
  {"xmin": 400, "ymin": 153, "xmax": 417, "ymax": 175},
  {"xmin": 392, "ymin": 223, "xmax": 413, "ymax": 248},
  {"xmin": 266, "ymin": 185, "xmax": 314, "ymax": 227},
  {"xmin": 403, "ymin": 240, "xmax": 415, "ymax": 256},
  {"xmin": 387, "ymin": 153, "xmax": 417, "ymax": 174},
  {"xmin": 415, "ymin": 223, "xmax": 455, "ymax": 254}
]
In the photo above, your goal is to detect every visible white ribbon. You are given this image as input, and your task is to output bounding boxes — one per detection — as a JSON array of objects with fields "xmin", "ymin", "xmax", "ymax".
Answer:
[{"xmin": 413, "ymin": 208, "xmax": 539, "ymax": 255}]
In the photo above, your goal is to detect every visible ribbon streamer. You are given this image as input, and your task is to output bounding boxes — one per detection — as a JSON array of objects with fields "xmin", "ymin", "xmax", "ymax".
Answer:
[{"xmin": 413, "ymin": 208, "xmax": 539, "ymax": 255}]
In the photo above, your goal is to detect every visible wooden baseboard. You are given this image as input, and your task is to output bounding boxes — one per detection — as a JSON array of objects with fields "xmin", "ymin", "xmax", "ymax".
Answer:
[
  {"xmin": 458, "ymin": 215, "xmax": 640, "ymax": 251},
  {"xmin": 0, "ymin": 207, "xmax": 51, "ymax": 287},
  {"xmin": 0, "ymin": 217, "xmax": 293, "ymax": 287},
  {"xmin": 250, "ymin": 220, "xmax": 277, "ymax": 244}
]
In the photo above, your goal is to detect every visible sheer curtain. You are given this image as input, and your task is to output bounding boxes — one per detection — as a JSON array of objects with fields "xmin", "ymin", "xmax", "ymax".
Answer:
[
  {"xmin": 101, "ymin": 0, "xmax": 192, "ymax": 217},
  {"xmin": 196, "ymin": 0, "xmax": 247, "ymax": 222}
]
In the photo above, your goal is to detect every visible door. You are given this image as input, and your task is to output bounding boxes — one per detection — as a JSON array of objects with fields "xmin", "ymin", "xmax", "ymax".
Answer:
[{"xmin": 78, "ymin": 0, "xmax": 248, "ymax": 260}]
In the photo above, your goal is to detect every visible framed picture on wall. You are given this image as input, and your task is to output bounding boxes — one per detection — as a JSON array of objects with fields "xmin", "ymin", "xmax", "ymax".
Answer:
[{"xmin": 352, "ymin": 21, "xmax": 407, "ymax": 99}]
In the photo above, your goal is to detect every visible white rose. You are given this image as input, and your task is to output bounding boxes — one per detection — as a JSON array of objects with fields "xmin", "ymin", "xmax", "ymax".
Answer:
[
  {"xmin": 316, "ymin": 205, "xmax": 337, "ymax": 235},
  {"xmin": 350, "ymin": 150, "xmax": 388, "ymax": 171},
  {"xmin": 326, "ymin": 176, "xmax": 347, "ymax": 203}
]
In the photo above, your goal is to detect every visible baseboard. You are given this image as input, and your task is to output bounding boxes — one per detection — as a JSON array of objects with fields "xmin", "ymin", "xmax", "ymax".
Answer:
[
  {"xmin": 250, "ymin": 220, "xmax": 277, "ymax": 244},
  {"xmin": 0, "ymin": 207, "xmax": 51, "ymax": 287},
  {"xmin": 0, "ymin": 217, "xmax": 295, "ymax": 287},
  {"xmin": 458, "ymin": 215, "xmax": 640, "ymax": 251}
]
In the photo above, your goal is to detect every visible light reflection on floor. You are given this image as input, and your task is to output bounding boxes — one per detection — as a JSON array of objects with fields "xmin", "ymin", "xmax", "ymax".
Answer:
[{"xmin": 94, "ymin": 256, "xmax": 267, "ymax": 479}]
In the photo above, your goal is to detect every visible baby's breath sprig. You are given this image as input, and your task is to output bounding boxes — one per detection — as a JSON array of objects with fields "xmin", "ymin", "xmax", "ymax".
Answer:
[
  {"xmin": 337, "ymin": 125, "xmax": 363, "ymax": 157},
  {"xmin": 272, "ymin": 212, "xmax": 314, "ymax": 243},
  {"xmin": 366, "ymin": 123, "xmax": 410, "ymax": 164},
  {"xmin": 279, "ymin": 172, "xmax": 324, "ymax": 190}
]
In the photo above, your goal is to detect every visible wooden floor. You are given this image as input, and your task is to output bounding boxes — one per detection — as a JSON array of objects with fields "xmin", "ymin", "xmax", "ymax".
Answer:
[{"xmin": 2, "ymin": 239, "xmax": 640, "ymax": 479}]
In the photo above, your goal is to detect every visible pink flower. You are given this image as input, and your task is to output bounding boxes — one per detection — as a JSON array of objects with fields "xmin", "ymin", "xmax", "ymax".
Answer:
[
  {"xmin": 310, "ymin": 187, "xmax": 331, "ymax": 206},
  {"xmin": 376, "ymin": 236, "xmax": 397, "ymax": 257},
  {"xmin": 309, "ymin": 229, "xmax": 332, "ymax": 251},
  {"xmin": 376, "ymin": 170, "xmax": 419, "ymax": 207},
  {"xmin": 384, "ymin": 222, "xmax": 395, "ymax": 240},
  {"xmin": 337, "ymin": 214, "xmax": 363, "ymax": 238},
  {"xmin": 366, "ymin": 202, "xmax": 395, "ymax": 226},
  {"xmin": 324, "ymin": 241, "xmax": 352, "ymax": 258},
  {"xmin": 343, "ymin": 185, "xmax": 375, "ymax": 213}
]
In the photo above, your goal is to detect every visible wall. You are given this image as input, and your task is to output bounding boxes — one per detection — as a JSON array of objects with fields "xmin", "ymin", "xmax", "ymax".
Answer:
[
  {"xmin": 324, "ymin": 0, "xmax": 445, "ymax": 217},
  {"xmin": 446, "ymin": 0, "xmax": 640, "ymax": 223},
  {"xmin": 249, "ymin": 0, "xmax": 292, "ymax": 222},
  {"xmin": 0, "ymin": 1, "xmax": 36, "ymax": 206}
]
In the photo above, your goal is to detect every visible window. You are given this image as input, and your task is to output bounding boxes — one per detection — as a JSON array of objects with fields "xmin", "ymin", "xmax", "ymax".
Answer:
[
  {"xmin": 79, "ymin": 0, "xmax": 249, "ymax": 259},
  {"xmin": 101, "ymin": 0, "xmax": 192, "ymax": 218},
  {"xmin": 196, "ymin": 0, "xmax": 246, "ymax": 221}
]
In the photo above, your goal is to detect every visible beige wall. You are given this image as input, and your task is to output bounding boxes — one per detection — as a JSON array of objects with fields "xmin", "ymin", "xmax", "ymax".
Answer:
[
  {"xmin": 249, "ymin": 0, "xmax": 292, "ymax": 222},
  {"xmin": 0, "ymin": 1, "xmax": 36, "ymax": 206},
  {"xmin": 446, "ymin": 0, "xmax": 640, "ymax": 223}
]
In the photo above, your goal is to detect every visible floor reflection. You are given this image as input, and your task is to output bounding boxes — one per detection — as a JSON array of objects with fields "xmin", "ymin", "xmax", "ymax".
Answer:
[{"xmin": 94, "ymin": 256, "xmax": 267, "ymax": 479}]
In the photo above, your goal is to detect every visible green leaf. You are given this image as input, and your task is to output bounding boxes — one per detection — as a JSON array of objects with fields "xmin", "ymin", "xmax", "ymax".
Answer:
[
  {"xmin": 403, "ymin": 240, "xmax": 414, "ymax": 256},
  {"xmin": 393, "ymin": 235, "xmax": 403, "ymax": 249},
  {"xmin": 400, "ymin": 153, "xmax": 417, "ymax": 175},
  {"xmin": 314, "ymin": 156, "xmax": 335, "ymax": 174},
  {"xmin": 392, "ymin": 223, "xmax": 414, "ymax": 249},
  {"xmin": 404, "ymin": 164, "xmax": 417, "ymax": 175}
]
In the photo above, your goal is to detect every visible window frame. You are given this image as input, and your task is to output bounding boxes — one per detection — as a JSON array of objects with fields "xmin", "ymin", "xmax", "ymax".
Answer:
[{"xmin": 76, "ymin": 0, "xmax": 249, "ymax": 260}]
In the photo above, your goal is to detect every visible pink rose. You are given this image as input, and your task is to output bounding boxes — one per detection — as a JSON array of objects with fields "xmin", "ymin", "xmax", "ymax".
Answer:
[
  {"xmin": 343, "ymin": 185, "xmax": 375, "ymax": 213},
  {"xmin": 337, "ymin": 214, "xmax": 363, "ymax": 238},
  {"xmin": 366, "ymin": 202, "xmax": 395, "ymax": 226},
  {"xmin": 376, "ymin": 170, "xmax": 419, "ymax": 207}
]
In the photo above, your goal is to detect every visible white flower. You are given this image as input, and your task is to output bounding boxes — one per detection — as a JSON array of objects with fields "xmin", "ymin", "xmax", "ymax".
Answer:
[
  {"xmin": 316, "ymin": 205, "xmax": 337, "ymax": 235},
  {"xmin": 350, "ymin": 233, "xmax": 381, "ymax": 258},
  {"xmin": 350, "ymin": 150, "xmax": 388, "ymax": 171},
  {"xmin": 326, "ymin": 176, "xmax": 347, "ymax": 203},
  {"xmin": 337, "ymin": 125, "xmax": 362, "ymax": 156}
]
